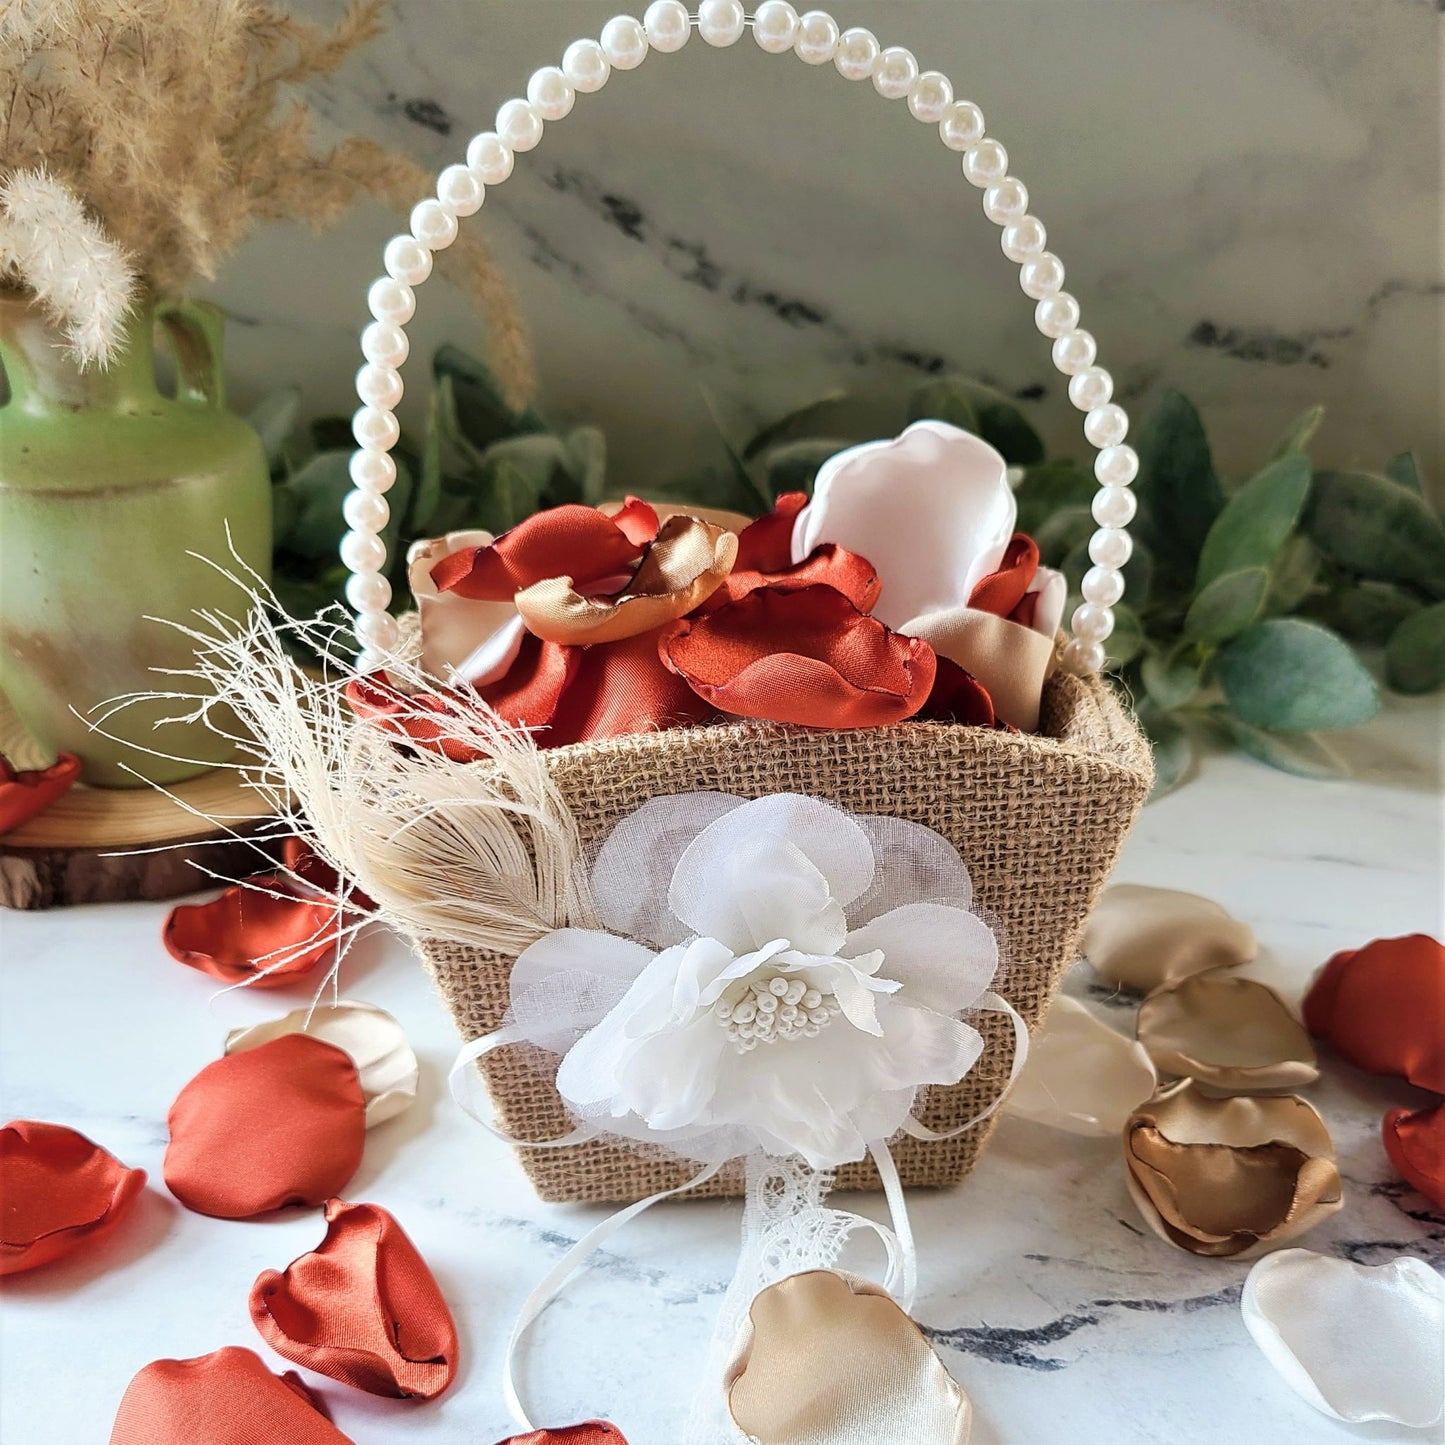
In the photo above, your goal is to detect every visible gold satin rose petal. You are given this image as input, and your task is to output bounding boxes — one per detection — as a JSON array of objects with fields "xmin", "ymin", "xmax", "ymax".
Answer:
[
  {"xmin": 225, "ymin": 1001, "xmax": 419, "ymax": 1128},
  {"xmin": 1136, "ymin": 970, "xmax": 1318, "ymax": 1092},
  {"xmin": 515, "ymin": 516, "xmax": 739, "ymax": 645},
  {"xmin": 1082, "ymin": 883, "xmax": 1257, "ymax": 992},
  {"xmin": 1123, "ymin": 1080, "xmax": 1341, "ymax": 1258},
  {"xmin": 725, "ymin": 1271, "xmax": 971, "ymax": 1445},
  {"xmin": 1005, "ymin": 996, "xmax": 1157, "ymax": 1135}
]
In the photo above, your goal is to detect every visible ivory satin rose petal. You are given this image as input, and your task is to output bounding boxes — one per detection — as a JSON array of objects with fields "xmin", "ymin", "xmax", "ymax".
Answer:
[
  {"xmin": 1082, "ymin": 884, "xmax": 1257, "ymax": 992},
  {"xmin": 1123, "ymin": 1080, "xmax": 1342, "ymax": 1257},
  {"xmin": 407, "ymin": 529, "xmax": 512, "ymax": 682},
  {"xmin": 1241, "ymin": 1250, "xmax": 1445, "ymax": 1428}
]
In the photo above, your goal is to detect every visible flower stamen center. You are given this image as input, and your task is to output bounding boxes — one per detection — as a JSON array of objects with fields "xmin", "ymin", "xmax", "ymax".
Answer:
[{"xmin": 711, "ymin": 971, "xmax": 841, "ymax": 1053}]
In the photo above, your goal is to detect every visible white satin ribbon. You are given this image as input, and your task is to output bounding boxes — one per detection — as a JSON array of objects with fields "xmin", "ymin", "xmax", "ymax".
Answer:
[{"xmin": 449, "ymin": 1025, "xmax": 597, "ymax": 1149}]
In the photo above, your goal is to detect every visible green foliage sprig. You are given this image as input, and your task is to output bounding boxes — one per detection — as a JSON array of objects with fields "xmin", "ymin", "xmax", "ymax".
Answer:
[{"xmin": 255, "ymin": 351, "xmax": 1445, "ymax": 790}]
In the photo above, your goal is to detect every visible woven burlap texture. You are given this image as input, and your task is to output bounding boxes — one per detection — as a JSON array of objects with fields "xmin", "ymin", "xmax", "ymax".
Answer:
[{"xmin": 418, "ymin": 668, "xmax": 1152, "ymax": 1203}]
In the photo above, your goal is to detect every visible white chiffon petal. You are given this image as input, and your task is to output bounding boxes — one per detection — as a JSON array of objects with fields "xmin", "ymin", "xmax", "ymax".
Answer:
[
  {"xmin": 509, "ymin": 928, "xmax": 657, "ymax": 1054},
  {"xmin": 1005, "ymin": 996, "xmax": 1157, "ymax": 1136},
  {"xmin": 847, "ymin": 814, "xmax": 973, "ymax": 923},
  {"xmin": 225, "ymin": 1001, "xmax": 419, "ymax": 1128},
  {"xmin": 844, "ymin": 903, "xmax": 999, "ymax": 1015},
  {"xmin": 727, "ymin": 834, "xmax": 848, "ymax": 955},
  {"xmin": 792, "ymin": 420, "xmax": 1016, "ymax": 630},
  {"xmin": 1242, "ymin": 1250, "xmax": 1445, "ymax": 1427}
]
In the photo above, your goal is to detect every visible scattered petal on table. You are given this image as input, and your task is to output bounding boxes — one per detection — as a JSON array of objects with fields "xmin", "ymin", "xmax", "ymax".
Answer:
[
  {"xmin": 1303, "ymin": 934, "xmax": 1445, "ymax": 1092},
  {"xmin": 109, "ymin": 1346, "xmax": 353, "ymax": 1444},
  {"xmin": 164, "ymin": 1035, "xmax": 365, "ymax": 1219},
  {"xmin": 0, "ymin": 752, "xmax": 81, "ymax": 835},
  {"xmin": 1082, "ymin": 884, "xmax": 1257, "ymax": 993},
  {"xmin": 251, "ymin": 1198, "xmax": 458, "ymax": 1399},
  {"xmin": 725, "ymin": 1270, "xmax": 971, "ymax": 1445},
  {"xmin": 1241, "ymin": 1250, "xmax": 1445, "ymax": 1428},
  {"xmin": 1382, "ymin": 1103, "xmax": 1445, "ymax": 1210},
  {"xmin": 1136, "ymin": 970, "xmax": 1318, "ymax": 1092},
  {"xmin": 1123, "ymin": 1080, "xmax": 1342, "ymax": 1258},
  {"xmin": 225, "ymin": 1001, "xmax": 418, "ymax": 1128},
  {"xmin": 1005, "ymin": 996, "xmax": 1157, "ymax": 1135},
  {"xmin": 494, "ymin": 1427, "xmax": 630, "ymax": 1445},
  {"xmin": 0, "ymin": 1120, "xmax": 146, "ymax": 1275},
  {"xmin": 163, "ymin": 875, "xmax": 350, "ymax": 988},
  {"xmin": 281, "ymin": 837, "xmax": 376, "ymax": 913}
]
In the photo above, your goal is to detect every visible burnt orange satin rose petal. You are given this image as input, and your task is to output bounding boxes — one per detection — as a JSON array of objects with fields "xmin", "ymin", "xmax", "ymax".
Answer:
[
  {"xmin": 1383, "ymin": 1104, "xmax": 1445, "ymax": 1210},
  {"xmin": 251, "ymin": 1198, "xmax": 459, "ymax": 1399},
  {"xmin": 282, "ymin": 837, "xmax": 376, "ymax": 912},
  {"xmin": 432, "ymin": 500, "xmax": 657, "ymax": 600},
  {"xmin": 661, "ymin": 585, "xmax": 936, "ymax": 729},
  {"xmin": 516, "ymin": 516, "xmax": 739, "ymax": 644},
  {"xmin": 109, "ymin": 1347, "xmax": 353, "ymax": 1445},
  {"xmin": 967, "ymin": 533, "xmax": 1040, "ymax": 619},
  {"xmin": 163, "ymin": 874, "xmax": 347, "ymax": 988},
  {"xmin": 0, "ymin": 1121, "xmax": 146, "ymax": 1275},
  {"xmin": 918, "ymin": 656, "xmax": 998, "ymax": 727},
  {"xmin": 495, "ymin": 1428, "xmax": 630, "ymax": 1445},
  {"xmin": 164, "ymin": 1034, "xmax": 365, "ymax": 1218},
  {"xmin": 702, "ymin": 542, "xmax": 882, "ymax": 615},
  {"xmin": 1303, "ymin": 934, "xmax": 1445, "ymax": 1092},
  {"xmin": 734, "ymin": 490, "xmax": 809, "ymax": 571},
  {"xmin": 0, "ymin": 751, "xmax": 81, "ymax": 834}
]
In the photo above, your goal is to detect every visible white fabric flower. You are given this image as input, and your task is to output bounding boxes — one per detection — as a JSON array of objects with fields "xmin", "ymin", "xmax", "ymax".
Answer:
[{"xmin": 508, "ymin": 794, "xmax": 1002, "ymax": 1170}]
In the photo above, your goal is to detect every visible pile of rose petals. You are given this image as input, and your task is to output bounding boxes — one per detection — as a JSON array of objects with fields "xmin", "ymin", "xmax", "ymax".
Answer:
[
  {"xmin": 1304, "ymin": 933, "xmax": 1445, "ymax": 1208},
  {"xmin": 0, "ymin": 1120, "xmax": 146, "ymax": 1274},
  {"xmin": 0, "ymin": 751, "xmax": 81, "ymax": 834}
]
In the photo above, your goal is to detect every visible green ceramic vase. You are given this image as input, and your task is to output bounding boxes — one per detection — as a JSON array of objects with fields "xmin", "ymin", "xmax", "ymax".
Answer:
[{"xmin": 0, "ymin": 292, "xmax": 272, "ymax": 787}]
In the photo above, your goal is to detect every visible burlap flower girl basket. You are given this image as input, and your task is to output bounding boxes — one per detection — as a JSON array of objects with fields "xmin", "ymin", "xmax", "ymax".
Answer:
[{"xmin": 334, "ymin": 10, "xmax": 1155, "ymax": 1205}]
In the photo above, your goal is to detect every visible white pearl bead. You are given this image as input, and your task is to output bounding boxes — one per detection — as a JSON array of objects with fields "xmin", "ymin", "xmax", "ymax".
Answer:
[
  {"xmin": 355, "ymin": 648, "xmax": 388, "ymax": 675},
  {"xmin": 872, "ymin": 46, "xmax": 918, "ymax": 99},
  {"xmin": 1052, "ymin": 329, "xmax": 1096, "ymax": 376},
  {"xmin": 908, "ymin": 70, "xmax": 952, "ymax": 123},
  {"xmin": 1082, "ymin": 565, "xmax": 1125, "ymax": 607},
  {"xmin": 1002, "ymin": 216, "xmax": 1047, "ymax": 261},
  {"xmin": 939, "ymin": 100, "xmax": 985, "ymax": 150},
  {"xmin": 437, "ymin": 163, "xmax": 484, "ymax": 216},
  {"xmin": 410, "ymin": 198, "xmax": 458, "ymax": 251},
  {"xmin": 340, "ymin": 529, "xmax": 387, "ymax": 573},
  {"xmin": 527, "ymin": 65, "xmax": 575, "ymax": 120},
  {"xmin": 1069, "ymin": 366, "xmax": 1113, "ymax": 411},
  {"xmin": 963, "ymin": 139, "xmax": 1009, "ymax": 187},
  {"xmin": 1019, "ymin": 252, "xmax": 1065, "ymax": 299},
  {"xmin": 1095, "ymin": 444, "xmax": 1139, "ymax": 487},
  {"xmin": 834, "ymin": 26, "xmax": 879, "ymax": 80},
  {"xmin": 496, "ymin": 98, "xmax": 543, "ymax": 152},
  {"xmin": 352, "ymin": 405, "xmax": 399, "ymax": 451},
  {"xmin": 350, "ymin": 448, "xmax": 397, "ymax": 493},
  {"xmin": 1034, "ymin": 291, "xmax": 1080, "ymax": 339},
  {"xmin": 601, "ymin": 14, "xmax": 649, "ymax": 69},
  {"xmin": 346, "ymin": 571, "xmax": 393, "ymax": 612},
  {"xmin": 644, "ymin": 0, "xmax": 690, "ymax": 51},
  {"xmin": 356, "ymin": 362, "xmax": 403, "ymax": 410},
  {"xmin": 1072, "ymin": 602, "xmax": 1115, "ymax": 643},
  {"xmin": 1085, "ymin": 403, "xmax": 1130, "ymax": 448},
  {"xmin": 367, "ymin": 277, "xmax": 415, "ymax": 325},
  {"xmin": 361, "ymin": 321, "xmax": 408, "ymax": 370},
  {"xmin": 1089, "ymin": 526, "xmax": 1133, "ymax": 569},
  {"xmin": 698, "ymin": 0, "xmax": 745, "ymax": 45},
  {"xmin": 467, "ymin": 132, "xmax": 514, "ymax": 184},
  {"xmin": 383, "ymin": 234, "xmax": 432, "ymax": 285},
  {"xmin": 563, "ymin": 38, "xmax": 611, "ymax": 92},
  {"xmin": 343, "ymin": 488, "xmax": 390, "ymax": 533},
  {"xmin": 357, "ymin": 610, "xmax": 399, "ymax": 652},
  {"xmin": 1062, "ymin": 637, "xmax": 1106, "ymax": 676},
  {"xmin": 1092, "ymin": 484, "xmax": 1138, "ymax": 528},
  {"xmin": 793, "ymin": 9, "xmax": 838, "ymax": 63},
  {"xmin": 983, "ymin": 177, "xmax": 1029, "ymax": 224},
  {"xmin": 754, "ymin": 0, "xmax": 800, "ymax": 52}
]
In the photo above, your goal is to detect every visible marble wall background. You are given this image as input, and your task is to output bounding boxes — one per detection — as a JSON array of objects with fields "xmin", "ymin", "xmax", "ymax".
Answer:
[{"xmin": 208, "ymin": 0, "xmax": 1443, "ymax": 493}]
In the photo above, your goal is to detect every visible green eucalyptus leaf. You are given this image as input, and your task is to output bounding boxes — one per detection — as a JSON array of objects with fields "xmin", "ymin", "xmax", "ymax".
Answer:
[
  {"xmin": 648, "ymin": 467, "xmax": 764, "ymax": 516},
  {"xmin": 758, "ymin": 437, "xmax": 851, "ymax": 499},
  {"xmin": 1215, "ymin": 618, "xmax": 1379, "ymax": 731},
  {"xmin": 271, "ymin": 480, "xmax": 299, "ymax": 547},
  {"xmin": 1035, "ymin": 506, "xmax": 1095, "ymax": 568},
  {"xmin": 1184, "ymin": 567, "xmax": 1269, "ymax": 643},
  {"xmin": 1132, "ymin": 390, "xmax": 1226, "ymax": 585},
  {"xmin": 741, "ymin": 390, "xmax": 852, "ymax": 460},
  {"xmin": 1121, "ymin": 540, "xmax": 1154, "ymax": 612},
  {"xmin": 1269, "ymin": 403, "xmax": 1324, "ymax": 459},
  {"xmin": 409, "ymin": 386, "xmax": 445, "ymax": 538},
  {"xmin": 563, "ymin": 427, "xmax": 608, "ymax": 504},
  {"xmin": 1137, "ymin": 703, "xmax": 1194, "ymax": 800},
  {"xmin": 480, "ymin": 456, "xmax": 543, "ymax": 534},
  {"xmin": 1142, "ymin": 649, "xmax": 1203, "ymax": 711},
  {"xmin": 1384, "ymin": 451, "xmax": 1423, "ymax": 495},
  {"xmin": 276, "ymin": 451, "xmax": 353, "ymax": 560},
  {"xmin": 1013, "ymin": 459, "xmax": 1096, "ymax": 538},
  {"xmin": 247, "ymin": 387, "xmax": 301, "ymax": 473},
  {"xmin": 1318, "ymin": 580, "xmax": 1424, "ymax": 645},
  {"xmin": 1385, "ymin": 601, "xmax": 1445, "ymax": 694},
  {"xmin": 310, "ymin": 414, "xmax": 354, "ymax": 453},
  {"xmin": 1218, "ymin": 716, "xmax": 1346, "ymax": 780},
  {"xmin": 434, "ymin": 343, "xmax": 548, "ymax": 450},
  {"xmin": 1304, "ymin": 470, "xmax": 1445, "ymax": 595},
  {"xmin": 699, "ymin": 385, "xmax": 772, "ymax": 511},
  {"xmin": 379, "ymin": 455, "xmax": 414, "ymax": 576},
  {"xmin": 907, "ymin": 377, "xmax": 1044, "ymax": 464},
  {"xmin": 1264, "ymin": 534, "xmax": 1322, "ymax": 616},
  {"xmin": 1195, "ymin": 453, "xmax": 1311, "ymax": 589},
  {"xmin": 1104, "ymin": 604, "xmax": 1144, "ymax": 668}
]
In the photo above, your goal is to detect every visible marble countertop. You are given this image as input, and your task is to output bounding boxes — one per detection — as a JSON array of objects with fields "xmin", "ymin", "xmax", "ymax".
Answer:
[{"xmin": 2, "ymin": 701, "xmax": 1441, "ymax": 1445}]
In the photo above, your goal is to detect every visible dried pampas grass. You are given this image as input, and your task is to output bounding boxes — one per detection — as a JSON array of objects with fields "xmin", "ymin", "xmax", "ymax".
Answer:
[{"xmin": 1, "ymin": 0, "xmax": 533, "ymax": 401}]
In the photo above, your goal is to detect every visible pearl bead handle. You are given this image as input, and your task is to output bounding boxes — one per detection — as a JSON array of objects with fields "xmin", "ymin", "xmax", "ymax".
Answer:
[{"xmin": 344, "ymin": 4, "xmax": 1135, "ymax": 677}]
